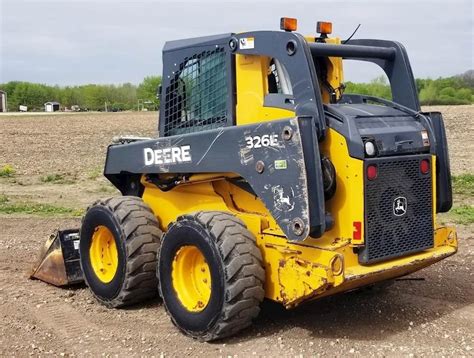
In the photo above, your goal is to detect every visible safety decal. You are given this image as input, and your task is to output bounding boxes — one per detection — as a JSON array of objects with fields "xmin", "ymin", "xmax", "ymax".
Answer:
[
  {"xmin": 274, "ymin": 160, "xmax": 287, "ymax": 170},
  {"xmin": 239, "ymin": 37, "xmax": 255, "ymax": 50},
  {"xmin": 272, "ymin": 185, "xmax": 295, "ymax": 212}
]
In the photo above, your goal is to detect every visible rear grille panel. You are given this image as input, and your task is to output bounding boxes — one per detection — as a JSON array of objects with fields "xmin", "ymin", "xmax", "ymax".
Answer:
[{"xmin": 359, "ymin": 155, "xmax": 434, "ymax": 264}]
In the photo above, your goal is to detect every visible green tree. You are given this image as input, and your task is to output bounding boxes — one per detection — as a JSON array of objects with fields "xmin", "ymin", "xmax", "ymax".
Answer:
[
  {"xmin": 419, "ymin": 82, "xmax": 438, "ymax": 105},
  {"xmin": 1, "ymin": 71, "xmax": 471, "ymax": 112},
  {"xmin": 137, "ymin": 76, "xmax": 161, "ymax": 109},
  {"xmin": 457, "ymin": 88, "xmax": 472, "ymax": 102},
  {"xmin": 439, "ymin": 87, "xmax": 455, "ymax": 98},
  {"xmin": 344, "ymin": 76, "xmax": 392, "ymax": 100}
]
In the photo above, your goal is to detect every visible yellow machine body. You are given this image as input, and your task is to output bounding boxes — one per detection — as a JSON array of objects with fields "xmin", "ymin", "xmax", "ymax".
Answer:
[
  {"xmin": 140, "ymin": 32, "xmax": 457, "ymax": 307},
  {"xmin": 141, "ymin": 162, "xmax": 457, "ymax": 308},
  {"xmin": 140, "ymin": 36, "xmax": 457, "ymax": 305}
]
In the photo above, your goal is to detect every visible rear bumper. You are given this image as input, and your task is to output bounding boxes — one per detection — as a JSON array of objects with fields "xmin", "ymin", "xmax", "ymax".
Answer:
[
  {"xmin": 276, "ymin": 226, "xmax": 457, "ymax": 308},
  {"xmin": 316, "ymin": 226, "xmax": 457, "ymax": 300}
]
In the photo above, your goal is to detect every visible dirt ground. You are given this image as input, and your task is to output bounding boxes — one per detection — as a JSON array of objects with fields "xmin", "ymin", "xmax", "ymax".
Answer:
[{"xmin": 0, "ymin": 107, "xmax": 473, "ymax": 357}]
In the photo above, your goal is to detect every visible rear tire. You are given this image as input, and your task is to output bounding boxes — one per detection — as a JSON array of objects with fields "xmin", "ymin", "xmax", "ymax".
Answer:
[
  {"xmin": 158, "ymin": 211, "xmax": 265, "ymax": 341},
  {"xmin": 79, "ymin": 196, "xmax": 162, "ymax": 308}
]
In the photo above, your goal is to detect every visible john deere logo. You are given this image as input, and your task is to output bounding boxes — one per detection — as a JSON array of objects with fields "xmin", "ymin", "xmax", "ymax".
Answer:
[{"xmin": 393, "ymin": 196, "xmax": 407, "ymax": 216}]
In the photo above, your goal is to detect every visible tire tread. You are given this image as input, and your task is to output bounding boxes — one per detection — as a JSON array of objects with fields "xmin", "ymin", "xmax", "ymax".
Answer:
[
  {"xmin": 165, "ymin": 211, "xmax": 265, "ymax": 341},
  {"xmin": 81, "ymin": 196, "xmax": 162, "ymax": 308}
]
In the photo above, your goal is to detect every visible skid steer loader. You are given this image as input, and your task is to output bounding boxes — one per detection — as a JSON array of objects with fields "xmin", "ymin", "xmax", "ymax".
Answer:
[{"xmin": 31, "ymin": 18, "xmax": 458, "ymax": 341}]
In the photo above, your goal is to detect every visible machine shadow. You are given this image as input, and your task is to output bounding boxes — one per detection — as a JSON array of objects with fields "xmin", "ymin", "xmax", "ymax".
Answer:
[{"xmin": 229, "ymin": 269, "xmax": 473, "ymax": 344}]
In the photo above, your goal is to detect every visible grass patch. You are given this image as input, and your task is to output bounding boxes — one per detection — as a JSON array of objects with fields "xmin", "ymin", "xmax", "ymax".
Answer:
[
  {"xmin": 40, "ymin": 173, "xmax": 64, "ymax": 183},
  {"xmin": 88, "ymin": 167, "xmax": 103, "ymax": 180},
  {"xmin": 98, "ymin": 184, "xmax": 117, "ymax": 193},
  {"xmin": 452, "ymin": 174, "xmax": 474, "ymax": 196},
  {"xmin": 0, "ymin": 164, "xmax": 15, "ymax": 177},
  {"xmin": 0, "ymin": 195, "xmax": 83, "ymax": 217},
  {"xmin": 448, "ymin": 205, "xmax": 474, "ymax": 225},
  {"xmin": 40, "ymin": 173, "xmax": 77, "ymax": 184}
]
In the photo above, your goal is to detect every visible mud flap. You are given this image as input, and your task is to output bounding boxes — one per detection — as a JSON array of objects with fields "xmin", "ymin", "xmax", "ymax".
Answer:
[{"xmin": 30, "ymin": 229, "xmax": 84, "ymax": 286}]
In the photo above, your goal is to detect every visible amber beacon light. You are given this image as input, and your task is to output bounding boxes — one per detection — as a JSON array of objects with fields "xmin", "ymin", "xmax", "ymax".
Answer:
[
  {"xmin": 317, "ymin": 21, "xmax": 333, "ymax": 35},
  {"xmin": 280, "ymin": 17, "xmax": 298, "ymax": 32}
]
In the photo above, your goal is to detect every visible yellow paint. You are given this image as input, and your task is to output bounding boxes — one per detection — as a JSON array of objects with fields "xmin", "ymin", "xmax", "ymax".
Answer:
[
  {"xmin": 316, "ymin": 232, "xmax": 457, "ymax": 299},
  {"xmin": 235, "ymin": 54, "xmax": 295, "ymax": 126},
  {"xmin": 235, "ymin": 36, "xmax": 344, "ymax": 120},
  {"xmin": 89, "ymin": 225, "xmax": 118, "ymax": 283},
  {"xmin": 278, "ymin": 256, "xmax": 329, "ymax": 307},
  {"xmin": 142, "ymin": 164, "xmax": 457, "ymax": 307},
  {"xmin": 319, "ymin": 128, "xmax": 365, "ymax": 246},
  {"xmin": 171, "ymin": 245, "xmax": 211, "ymax": 312},
  {"xmin": 432, "ymin": 155, "xmax": 437, "ymax": 227},
  {"xmin": 253, "ymin": 232, "xmax": 348, "ymax": 304},
  {"xmin": 142, "ymin": 180, "xmax": 230, "ymax": 231}
]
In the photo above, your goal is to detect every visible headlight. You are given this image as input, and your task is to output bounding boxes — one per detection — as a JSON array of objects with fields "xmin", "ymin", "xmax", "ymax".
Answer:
[{"xmin": 364, "ymin": 141, "xmax": 376, "ymax": 156}]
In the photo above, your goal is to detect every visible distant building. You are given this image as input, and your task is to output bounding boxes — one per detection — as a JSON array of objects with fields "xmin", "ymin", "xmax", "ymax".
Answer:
[
  {"xmin": 44, "ymin": 101, "xmax": 60, "ymax": 112},
  {"xmin": 0, "ymin": 90, "xmax": 6, "ymax": 112}
]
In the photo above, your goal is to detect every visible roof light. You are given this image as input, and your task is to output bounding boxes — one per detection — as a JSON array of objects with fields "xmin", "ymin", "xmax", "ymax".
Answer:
[
  {"xmin": 317, "ymin": 21, "xmax": 333, "ymax": 35},
  {"xmin": 280, "ymin": 17, "xmax": 297, "ymax": 32}
]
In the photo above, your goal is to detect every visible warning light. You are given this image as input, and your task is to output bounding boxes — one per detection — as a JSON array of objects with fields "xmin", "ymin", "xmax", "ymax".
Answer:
[
  {"xmin": 367, "ymin": 164, "xmax": 378, "ymax": 181},
  {"xmin": 317, "ymin": 21, "xmax": 333, "ymax": 35},
  {"xmin": 280, "ymin": 17, "xmax": 297, "ymax": 32},
  {"xmin": 420, "ymin": 159, "xmax": 430, "ymax": 174},
  {"xmin": 353, "ymin": 221, "xmax": 362, "ymax": 241}
]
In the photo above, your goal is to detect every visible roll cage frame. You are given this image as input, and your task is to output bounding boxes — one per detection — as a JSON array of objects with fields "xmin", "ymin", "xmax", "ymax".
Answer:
[{"xmin": 159, "ymin": 31, "xmax": 421, "ymax": 141}]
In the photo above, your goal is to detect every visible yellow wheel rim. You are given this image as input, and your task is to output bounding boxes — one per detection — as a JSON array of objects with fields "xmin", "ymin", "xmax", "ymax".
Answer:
[
  {"xmin": 171, "ymin": 245, "xmax": 212, "ymax": 312},
  {"xmin": 89, "ymin": 225, "xmax": 118, "ymax": 283}
]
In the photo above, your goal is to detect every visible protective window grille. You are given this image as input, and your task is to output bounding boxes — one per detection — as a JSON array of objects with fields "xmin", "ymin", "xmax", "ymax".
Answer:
[{"xmin": 164, "ymin": 48, "xmax": 228, "ymax": 136}]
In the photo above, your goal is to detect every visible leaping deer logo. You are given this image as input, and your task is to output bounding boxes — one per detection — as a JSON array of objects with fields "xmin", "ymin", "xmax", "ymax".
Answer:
[
  {"xmin": 393, "ymin": 196, "xmax": 407, "ymax": 216},
  {"xmin": 272, "ymin": 185, "xmax": 295, "ymax": 212}
]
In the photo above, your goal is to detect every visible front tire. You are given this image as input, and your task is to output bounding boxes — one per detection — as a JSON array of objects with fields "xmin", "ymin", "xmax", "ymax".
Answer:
[
  {"xmin": 158, "ymin": 211, "xmax": 265, "ymax": 341},
  {"xmin": 79, "ymin": 196, "xmax": 162, "ymax": 308}
]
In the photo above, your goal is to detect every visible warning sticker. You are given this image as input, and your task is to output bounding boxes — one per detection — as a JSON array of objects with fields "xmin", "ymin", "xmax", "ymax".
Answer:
[
  {"xmin": 274, "ymin": 160, "xmax": 287, "ymax": 170},
  {"xmin": 239, "ymin": 37, "xmax": 255, "ymax": 50}
]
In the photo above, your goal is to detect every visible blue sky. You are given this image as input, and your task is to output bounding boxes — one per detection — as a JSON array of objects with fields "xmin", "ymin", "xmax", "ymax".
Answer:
[{"xmin": 0, "ymin": 0, "xmax": 472, "ymax": 85}]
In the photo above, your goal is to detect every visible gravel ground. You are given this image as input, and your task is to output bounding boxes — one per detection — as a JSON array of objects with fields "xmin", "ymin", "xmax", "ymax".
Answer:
[
  {"xmin": 0, "ymin": 111, "xmax": 157, "ymax": 178},
  {"xmin": 0, "ymin": 107, "xmax": 473, "ymax": 356},
  {"xmin": 0, "ymin": 218, "xmax": 472, "ymax": 357},
  {"xmin": 425, "ymin": 105, "xmax": 474, "ymax": 174}
]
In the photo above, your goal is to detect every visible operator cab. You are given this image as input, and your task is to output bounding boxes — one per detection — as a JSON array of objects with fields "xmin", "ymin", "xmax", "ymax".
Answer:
[{"xmin": 155, "ymin": 18, "xmax": 452, "ymax": 244}]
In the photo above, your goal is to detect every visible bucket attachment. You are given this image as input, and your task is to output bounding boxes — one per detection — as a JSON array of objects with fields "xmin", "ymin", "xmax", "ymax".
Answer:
[{"xmin": 30, "ymin": 229, "xmax": 84, "ymax": 286}]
